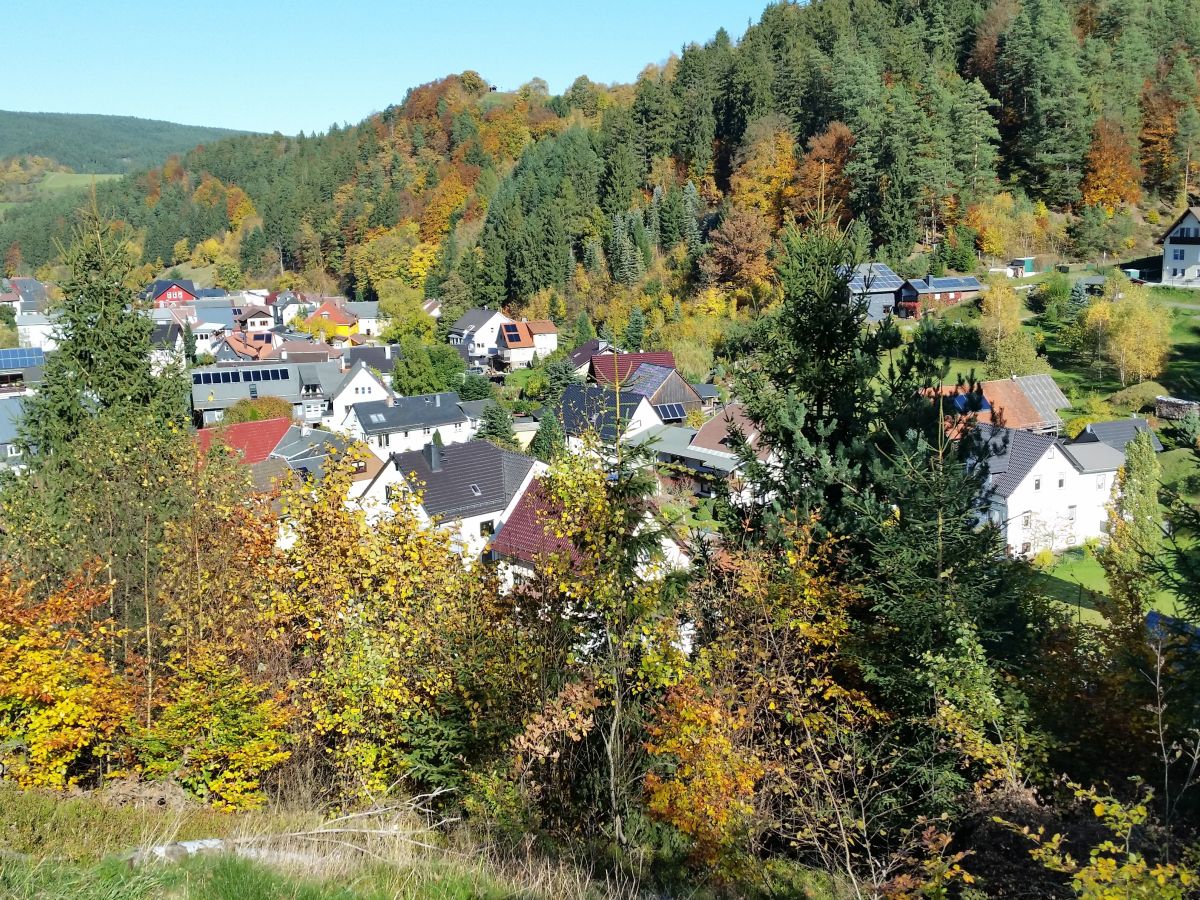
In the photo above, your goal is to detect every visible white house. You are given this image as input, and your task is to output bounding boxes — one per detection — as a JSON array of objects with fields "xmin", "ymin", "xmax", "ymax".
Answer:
[
  {"xmin": 324, "ymin": 361, "xmax": 393, "ymax": 430},
  {"xmin": 344, "ymin": 392, "xmax": 475, "ymax": 460},
  {"xmin": 15, "ymin": 312, "xmax": 58, "ymax": 351},
  {"xmin": 497, "ymin": 319, "xmax": 558, "ymax": 369},
  {"xmin": 976, "ymin": 425, "xmax": 1125, "ymax": 556},
  {"xmin": 236, "ymin": 305, "xmax": 275, "ymax": 333},
  {"xmin": 1162, "ymin": 207, "xmax": 1200, "ymax": 287},
  {"xmin": 355, "ymin": 439, "xmax": 545, "ymax": 559},
  {"xmin": 344, "ymin": 301, "xmax": 383, "ymax": 337},
  {"xmin": 449, "ymin": 308, "xmax": 513, "ymax": 366}
]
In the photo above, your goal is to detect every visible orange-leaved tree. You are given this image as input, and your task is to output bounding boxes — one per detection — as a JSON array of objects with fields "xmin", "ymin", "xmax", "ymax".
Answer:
[{"xmin": 0, "ymin": 567, "xmax": 131, "ymax": 788}]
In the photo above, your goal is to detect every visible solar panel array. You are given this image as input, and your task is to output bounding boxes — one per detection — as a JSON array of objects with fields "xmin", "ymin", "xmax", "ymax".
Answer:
[
  {"xmin": 654, "ymin": 403, "xmax": 687, "ymax": 422},
  {"xmin": 191, "ymin": 368, "xmax": 291, "ymax": 386},
  {"xmin": 847, "ymin": 263, "xmax": 904, "ymax": 294},
  {"xmin": 0, "ymin": 347, "xmax": 44, "ymax": 370}
]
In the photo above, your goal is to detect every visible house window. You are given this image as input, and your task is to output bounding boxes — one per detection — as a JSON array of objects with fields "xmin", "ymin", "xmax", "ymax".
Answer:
[
  {"xmin": 1175, "ymin": 248, "xmax": 1186, "ymax": 261},
  {"xmin": 479, "ymin": 519, "xmax": 494, "ymax": 537},
  {"xmin": 423, "ymin": 427, "xmax": 432, "ymax": 435},
  {"xmin": 1068, "ymin": 505, "xmax": 1077, "ymax": 522},
  {"xmin": 379, "ymin": 433, "xmax": 390, "ymax": 448},
  {"xmin": 1022, "ymin": 513, "xmax": 1031, "ymax": 528},
  {"xmin": 1058, "ymin": 475, "xmax": 1065, "ymax": 488},
  {"xmin": 1021, "ymin": 542, "xmax": 1032, "ymax": 555},
  {"xmin": 1034, "ymin": 477, "xmax": 1041, "ymax": 491},
  {"xmin": 6, "ymin": 445, "xmax": 18, "ymax": 457},
  {"xmin": 1096, "ymin": 474, "xmax": 1106, "ymax": 488}
]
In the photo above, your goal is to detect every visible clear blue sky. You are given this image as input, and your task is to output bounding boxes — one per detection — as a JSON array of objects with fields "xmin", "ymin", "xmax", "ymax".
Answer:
[{"xmin": 8, "ymin": 0, "xmax": 768, "ymax": 135}]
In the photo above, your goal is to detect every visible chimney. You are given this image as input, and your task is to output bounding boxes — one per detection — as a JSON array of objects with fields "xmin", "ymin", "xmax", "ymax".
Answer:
[
  {"xmin": 385, "ymin": 344, "xmax": 392, "ymax": 360},
  {"xmin": 301, "ymin": 425, "xmax": 311, "ymax": 437},
  {"xmin": 436, "ymin": 394, "xmax": 441, "ymax": 407},
  {"xmin": 281, "ymin": 350, "xmax": 288, "ymax": 361},
  {"xmin": 1010, "ymin": 373, "xmax": 1017, "ymax": 381},
  {"xmin": 385, "ymin": 393, "xmax": 394, "ymax": 407},
  {"xmin": 423, "ymin": 440, "xmax": 443, "ymax": 472}
]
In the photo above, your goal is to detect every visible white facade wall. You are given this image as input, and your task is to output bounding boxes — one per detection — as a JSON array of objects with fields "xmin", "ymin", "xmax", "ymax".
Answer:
[
  {"xmin": 532, "ymin": 333, "xmax": 557, "ymax": 355},
  {"xmin": 501, "ymin": 346, "xmax": 537, "ymax": 368},
  {"xmin": 998, "ymin": 444, "xmax": 1115, "ymax": 555},
  {"xmin": 346, "ymin": 412, "xmax": 477, "ymax": 462},
  {"xmin": 325, "ymin": 368, "xmax": 390, "ymax": 430},
  {"xmin": 16, "ymin": 319, "xmax": 58, "ymax": 351},
  {"xmin": 1163, "ymin": 211, "xmax": 1200, "ymax": 286}
]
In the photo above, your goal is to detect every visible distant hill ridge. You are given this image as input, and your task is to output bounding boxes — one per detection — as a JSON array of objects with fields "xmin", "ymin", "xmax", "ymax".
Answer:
[{"xmin": 0, "ymin": 110, "xmax": 253, "ymax": 173}]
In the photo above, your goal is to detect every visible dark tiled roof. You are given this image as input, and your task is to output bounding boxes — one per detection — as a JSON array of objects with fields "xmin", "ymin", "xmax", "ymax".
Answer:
[
  {"xmin": 490, "ymin": 478, "xmax": 580, "ymax": 566},
  {"xmin": 976, "ymin": 425, "xmax": 1057, "ymax": 499},
  {"xmin": 623, "ymin": 364, "xmax": 675, "ymax": 397},
  {"xmin": 568, "ymin": 338, "xmax": 605, "ymax": 368},
  {"xmin": 151, "ymin": 322, "xmax": 182, "ymax": 348},
  {"xmin": 353, "ymin": 393, "xmax": 466, "ymax": 434},
  {"xmin": 558, "ymin": 383, "xmax": 648, "ymax": 442},
  {"xmin": 391, "ymin": 440, "xmax": 535, "ymax": 520},
  {"xmin": 692, "ymin": 383, "xmax": 720, "ymax": 401},
  {"xmin": 0, "ymin": 396, "xmax": 24, "ymax": 445},
  {"xmin": 343, "ymin": 345, "xmax": 403, "ymax": 374},
  {"xmin": 1072, "ymin": 419, "xmax": 1163, "ymax": 453},
  {"xmin": 451, "ymin": 308, "xmax": 504, "ymax": 334}
]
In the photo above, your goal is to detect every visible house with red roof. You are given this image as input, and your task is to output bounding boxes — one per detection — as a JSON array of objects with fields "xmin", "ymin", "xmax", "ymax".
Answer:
[
  {"xmin": 589, "ymin": 352, "xmax": 676, "ymax": 386},
  {"xmin": 305, "ymin": 300, "xmax": 358, "ymax": 340},
  {"xmin": 498, "ymin": 319, "xmax": 558, "ymax": 369}
]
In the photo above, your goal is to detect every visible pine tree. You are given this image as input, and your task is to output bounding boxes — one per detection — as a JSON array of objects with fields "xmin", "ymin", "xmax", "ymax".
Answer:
[
  {"xmin": 20, "ymin": 208, "xmax": 186, "ymax": 459},
  {"xmin": 682, "ymin": 182, "xmax": 704, "ymax": 254},
  {"xmin": 529, "ymin": 409, "xmax": 565, "ymax": 461},
  {"xmin": 575, "ymin": 311, "xmax": 596, "ymax": 344},
  {"xmin": 182, "ymin": 321, "xmax": 197, "ymax": 364},
  {"xmin": 1099, "ymin": 431, "xmax": 1163, "ymax": 638},
  {"xmin": 477, "ymin": 402, "xmax": 518, "ymax": 450},
  {"xmin": 623, "ymin": 307, "xmax": 646, "ymax": 351}
]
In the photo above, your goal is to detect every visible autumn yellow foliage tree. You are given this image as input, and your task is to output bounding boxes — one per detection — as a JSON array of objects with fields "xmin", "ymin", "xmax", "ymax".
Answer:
[
  {"xmin": 1082, "ymin": 119, "xmax": 1142, "ymax": 212},
  {"xmin": 0, "ymin": 568, "xmax": 131, "ymax": 788},
  {"xmin": 730, "ymin": 116, "xmax": 798, "ymax": 231}
]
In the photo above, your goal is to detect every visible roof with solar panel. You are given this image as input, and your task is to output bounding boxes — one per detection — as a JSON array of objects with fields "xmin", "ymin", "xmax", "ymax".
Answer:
[
  {"xmin": 0, "ymin": 348, "xmax": 45, "ymax": 371},
  {"xmin": 844, "ymin": 262, "xmax": 904, "ymax": 295},
  {"xmin": 904, "ymin": 275, "xmax": 983, "ymax": 294}
]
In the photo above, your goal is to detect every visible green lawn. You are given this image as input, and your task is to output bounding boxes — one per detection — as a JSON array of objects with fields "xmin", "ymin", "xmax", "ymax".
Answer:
[
  {"xmin": 1034, "ymin": 548, "xmax": 1190, "ymax": 624},
  {"xmin": 37, "ymin": 171, "xmax": 121, "ymax": 194},
  {"xmin": 1151, "ymin": 285, "xmax": 1200, "ymax": 307}
]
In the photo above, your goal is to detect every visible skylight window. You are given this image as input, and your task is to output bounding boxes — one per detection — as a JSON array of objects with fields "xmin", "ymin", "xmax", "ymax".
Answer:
[{"xmin": 469, "ymin": 484, "xmax": 481, "ymax": 496}]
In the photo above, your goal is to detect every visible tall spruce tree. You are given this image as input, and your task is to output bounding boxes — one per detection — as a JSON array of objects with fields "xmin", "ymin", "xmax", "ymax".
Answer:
[
  {"xmin": 623, "ymin": 306, "xmax": 646, "ymax": 352},
  {"xmin": 529, "ymin": 409, "xmax": 565, "ymax": 461},
  {"xmin": 20, "ymin": 208, "xmax": 186, "ymax": 459}
]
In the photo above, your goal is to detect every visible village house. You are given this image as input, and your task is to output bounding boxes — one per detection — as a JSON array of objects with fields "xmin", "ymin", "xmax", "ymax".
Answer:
[
  {"xmin": 323, "ymin": 360, "xmax": 393, "ymax": 430},
  {"xmin": 933, "ymin": 374, "xmax": 1071, "ymax": 434},
  {"xmin": 1161, "ymin": 207, "xmax": 1200, "ymax": 287},
  {"xmin": 356, "ymin": 439, "xmax": 543, "ymax": 558},
  {"xmin": 617, "ymin": 363, "xmax": 704, "ymax": 423},
  {"xmin": 975, "ymin": 425, "xmax": 1125, "ymax": 556},
  {"xmin": 341, "ymin": 344, "xmax": 401, "ymax": 377},
  {"xmin": 1072, "ymin": 418, "xmax": 1163, "ymax": 454},
  {"xmin": 448, "ymin": 308, "xmax": 513, "ymax": 367},
  {"xmin": 557, "ymin": 383, "xmax": 663, "ymax": 452},
  {"xmin": 897, "ymin": 275, "xmax": 984, "ymax": 316},
  {"xmin": 567, "ymin": 337, "xmax": 612, "ymax": 376},
  {"xmin": 235, "ymin": 305, "xmax": 275, "ymax": 333},
  {"xmin": 344, "ymin": 392, "xmax": 474, "ymax": 459},
  {"xmin": 189, "ymin": 360, "xmax": 343, "ymax": 426},
  {"xmin": 497, "ymin": 319, "xmax": 558, "ymax": 369},
  {"xmin": 142, "ymin": 279, "xmax": 199, "ymax": 307},
  {"xmin": 343, "ymin": 301, "xmax": 383, "ymax": 337},
  {"xmin": 0, "ymin": 347, "xmax": 45, "ymax": 395},
  {"xmin": 305, "ymin": 300, "xmax": 358, "ymax": 340},
  {"xmin": 15, "ymin": 310, "xmax": 57, "ymax": 351},
  {"xmin": 845, "ymin": 262, "xmax": 904, "ymax": 321},
  {"xmin": 589, "ymin": 351, "xmax": 677, "ymax": 386},
  {"xmin": 150, "ymin": 322, "xmax": 185, "ymax": 370}
]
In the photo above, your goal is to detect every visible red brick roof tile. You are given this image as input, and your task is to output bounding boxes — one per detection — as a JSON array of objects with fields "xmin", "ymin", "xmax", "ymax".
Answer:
[
  {"xmin": 196, "ymin": 418, "xmax": 292, "ymax": 464},
  {"xmin": 590, "ymin": 352, "xmax": 676, "ymax": 385}
]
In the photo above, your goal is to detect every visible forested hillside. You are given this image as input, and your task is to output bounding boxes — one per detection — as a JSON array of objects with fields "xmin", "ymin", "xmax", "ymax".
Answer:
[{"xmin": 0, "ymin": 110, "xmax": 248, "ymax": 173}]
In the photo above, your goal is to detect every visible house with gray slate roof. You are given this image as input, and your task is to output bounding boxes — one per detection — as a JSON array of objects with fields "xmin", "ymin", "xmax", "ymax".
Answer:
[
  {"xmin": 344, "ymin": 392, "xmax": 475, "ymax": 460},
  {"xmin": 189, "ymin": 360, "xmax": 344, "ymax": 426},
  {"xmin": 448, "ymin": 308, "xmax": 513, "ymax": 366},
  {"xmin": 975, "ymin": 424, "xmax": 1125, "ymax": 556},
  {"xmin": 356, "ymin": 439, "xmax": 545, "ymax": 558}
]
